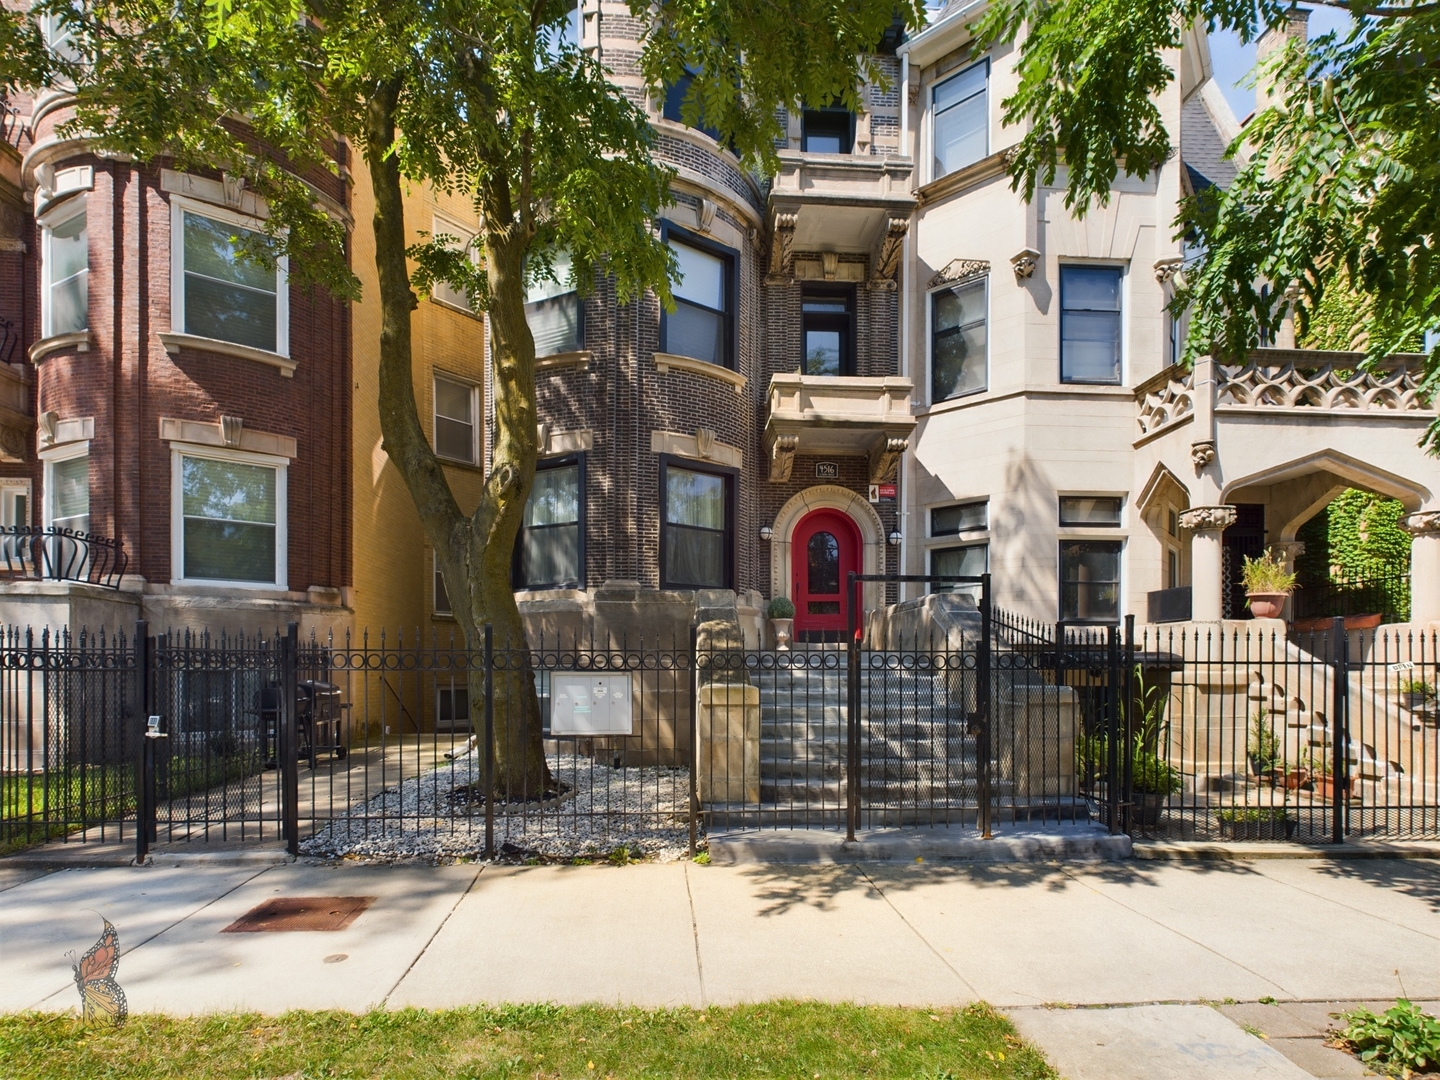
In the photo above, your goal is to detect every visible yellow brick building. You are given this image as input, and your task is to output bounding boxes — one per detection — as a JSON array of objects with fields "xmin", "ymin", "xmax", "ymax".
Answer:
[{"xmin": 350, "ymin": 159, "xmax": 487, "ymax": 644}]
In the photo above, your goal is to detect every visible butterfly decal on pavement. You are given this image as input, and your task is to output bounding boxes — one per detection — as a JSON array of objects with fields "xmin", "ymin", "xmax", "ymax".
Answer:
[{"xmin": 71, "ymin": 916, "xmax": 128, "ymax": 1025}]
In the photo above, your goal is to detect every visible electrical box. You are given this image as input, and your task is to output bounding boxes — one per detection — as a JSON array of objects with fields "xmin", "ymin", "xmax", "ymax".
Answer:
[{"xmin": 549, "ymin": 673, "xmax": 634, "ymax": 736}]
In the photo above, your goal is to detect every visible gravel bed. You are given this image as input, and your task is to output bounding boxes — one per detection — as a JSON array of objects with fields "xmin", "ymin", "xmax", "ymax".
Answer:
[{"xmin": 300, "ymin": 749, "xmax": 698, "ymax": 862}]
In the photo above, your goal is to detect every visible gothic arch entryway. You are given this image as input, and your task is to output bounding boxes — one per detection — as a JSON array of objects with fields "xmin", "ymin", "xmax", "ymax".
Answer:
[{"xmin": 791, "ymin": 508, "xmax": 862, "ymax": 641}]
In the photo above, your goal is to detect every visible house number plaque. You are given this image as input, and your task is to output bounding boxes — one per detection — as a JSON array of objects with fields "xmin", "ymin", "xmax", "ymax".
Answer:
[{"xmin": 814, "ymin": 462, "xmax": 839, "ymax": 479}]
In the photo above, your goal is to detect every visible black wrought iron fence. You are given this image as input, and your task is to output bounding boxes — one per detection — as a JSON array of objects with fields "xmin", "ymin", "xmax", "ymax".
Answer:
[
  {"xmin": 1292, "ymin": 571, "xmax": 1411, "ymax": 625},
  {"xmin": 6, "ymin": 609, "xmax": 1440, "ymax": 858},
  {"xmin": 1, "ymin": 626, "xmax": 138, "ymax": 852}
]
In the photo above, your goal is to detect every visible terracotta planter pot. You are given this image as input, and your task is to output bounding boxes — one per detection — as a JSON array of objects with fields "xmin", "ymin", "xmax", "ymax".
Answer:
[
  {"xmin": 769, "ymin": 618, "xmax": 794, "ymax": 651},
  {"xmin": 1246, "ymin": 592, "xmax": 1288, "ymax": 619}
]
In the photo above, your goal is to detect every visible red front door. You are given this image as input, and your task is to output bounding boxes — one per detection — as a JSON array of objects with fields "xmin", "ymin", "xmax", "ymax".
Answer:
[{"xmin": 792, "ymin": 509, "xmax": 862, "ymax": 641}]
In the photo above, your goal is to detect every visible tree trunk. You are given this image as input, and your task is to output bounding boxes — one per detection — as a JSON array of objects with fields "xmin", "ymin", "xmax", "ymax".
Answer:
[{"xmin": 363, "ymin": 84, "xmax": 551, "ymax": 796}]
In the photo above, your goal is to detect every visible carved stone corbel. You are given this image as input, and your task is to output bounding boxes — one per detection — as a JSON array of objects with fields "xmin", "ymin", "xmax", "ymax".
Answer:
[
  {"xmin": 1010, "ymin": 248, "xmax": 1039, "ymax": 282},
  {"xmin": 220, "ymin": 415, "xmax": 244, "ymax": 448},
  {"xmin": 1404, "ymin": 511, "xmax": 1440, "ymax": 537},
  {"xmin": 870, "ymin": 218, "xmax": 908, "ymax": 289},
  {"xmin": 1153, "ymin": 256, "xmax": 1183, "ymax": 284},
  {"xmin": 537, "ymin": 421, "xmax": 550, "ymax": 454},
  {"xmin": 221, "ymin": 172, "xmax": 246, "ymax": 210},
  {"xmin": 1190, "ymin": 439, "xmax": 1216, "ymax": 467},
  {"xmin": 696, "ymin": 198, "xmax": 717, "ymax": 234},
  {"xmin": 695, "ymin": 427, "xmax": 716, "ymax": 459},
  {"xmin": 767, "ymin": 213, "xmax": 797, "ymax": 282},
  {"xmin": 1178, "ymin": 505, "xmax": 1237, "ymax": 533},
  {"xmin": 868, "ymin": 436, "xmax": 907, "ymax": 484},
  {"xmin": 768, "ymin": 434, "xmax": 799, "ymax": 483},
  {"xmin": 38, "ymin": 410, "xmax": 58, "ymax": 446},
  {"xmin": 821, "ymin": 251, "xmax": 839, "ymax": 281}
]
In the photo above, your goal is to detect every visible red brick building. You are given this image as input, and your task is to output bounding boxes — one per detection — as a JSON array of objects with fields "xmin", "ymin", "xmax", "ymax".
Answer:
[{"xmin": 0, "ymin": 73, "xmax": 352, "ymax": 636}]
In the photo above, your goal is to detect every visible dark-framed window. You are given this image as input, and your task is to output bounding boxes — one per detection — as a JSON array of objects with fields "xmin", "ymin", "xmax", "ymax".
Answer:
[
  {"xmin": 931, "ymin": 500, "xmax": 987, "ymax": 536},
  {"xmin": 513, "ymin": 455, "xmax": 584, "ymax": 589},
  {"xmin": 1060, "ymin": 540, "xmax": 1122, "ymax": 622},
  {"xmin": 660, "ymin": 456, "xmax": 735, "ymax": 590},
  {"xmin": 1059, "ymin": 496, "xmax": 1122, "ymax": 527},
  {"xmin": 802, "ymin": 287, "xmax": 854, "ymax": 375},
  {"xmin": 525, "ymin": 249, "xmax": 583, "ymax": 357},
  {"xmin": 802, "ymin": 107, "xmax": 854, "ymax": 154},
  {"xmin": 1060, "ymin": 265, "xmax": 1123, "ymax": 384},
  {"xmin": 931, "ymin": 277, "xmax": 987, "ymax": 401},
  {"xmin": 661, "ymin": 223, "xmax": 736, "ymax": 369},
  {"xmin": 932, "ymin": 59, "xmax": 988, "ymax": 179},
  {"xmin": 663, "ymin": 67, "xmax": 722, "ymax": 142},
  {"xmin": 930, "ymin": 542, "xmax": 987, "ymax": 598}
]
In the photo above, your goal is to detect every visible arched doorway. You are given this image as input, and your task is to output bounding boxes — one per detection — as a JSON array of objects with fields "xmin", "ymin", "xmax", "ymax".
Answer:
[{"xmin": 791, "ymin": 508, "xmax": 862, "ymax": 641}]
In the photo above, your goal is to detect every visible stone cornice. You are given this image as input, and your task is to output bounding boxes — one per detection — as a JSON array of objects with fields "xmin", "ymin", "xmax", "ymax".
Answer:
[
  {"xmin": 653, "ymin": 352, "xmax": 747, "ymax": 393},
  {"xmin": 158, "ymin": 332, "xmax": 297, "ymax": 377}
]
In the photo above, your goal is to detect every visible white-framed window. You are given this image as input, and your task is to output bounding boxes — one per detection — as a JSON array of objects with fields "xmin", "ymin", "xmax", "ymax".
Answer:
[
  {"xmin": 932, "ymin": 59, "xmax": 988, "ymax": 181},
  {"xmin": 41, "ymin": 199, "xmax": 88, "ymax": 338},
  {"xmin": 433, "ymin": 374, "xmax": 478, "ymax": 464},
  {"xmin": 172, "ymin": 446, "xmax": 287, "ymax": 588},
  {"xmin": 430, "ymin": 213, "xmax": 480, "ymax": 314},
  {"xmin": 930, "ymin": 276, "xmax": 987, "ymax": 402},
  {"xmin": 931, "ymin": 500, "xmax": 987, "ymax": 537},
  {"xmin": 171, "ymin": 198, "xmax": 288, "ymax": 355},
  {"xmin": 40, "ymin": 4, "xmax": 81, "ymax": 61},
  {"xmin": 44, "ymin": 446, "xmax": 90, "ymax": 534},
  {"xmin": 436, "ymin": 679, "xmax": 470, "ymax": 731},
  {"xmin": 0, "ymin": 481, "xmax": 31, "ymax": 567},
  {"xmin": 433, "ymin": 552, "xmax": 452, "ymax": 616},
  {"xmin": 525, "ymin": 249, "xmax": 583, "ymax": 357},
  {"xmin": 1059, "ymin": 495, "xmax": 1123, "ymax": 528}
]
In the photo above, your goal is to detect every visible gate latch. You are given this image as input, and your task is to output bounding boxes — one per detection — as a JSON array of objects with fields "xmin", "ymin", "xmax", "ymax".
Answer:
[{"xmin": 145, "ymin": 715, "xmax": 168, "ymax": 740}]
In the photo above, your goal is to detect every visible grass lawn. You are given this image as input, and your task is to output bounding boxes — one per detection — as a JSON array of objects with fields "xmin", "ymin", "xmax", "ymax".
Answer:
[{"xmin": 0, "ymin": 1003, "xmax": 1056, "ymax": 1079}]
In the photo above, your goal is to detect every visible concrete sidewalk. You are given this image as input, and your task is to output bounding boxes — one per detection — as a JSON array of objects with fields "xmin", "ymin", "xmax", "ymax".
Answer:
[{"xmin": 3, "ymin": 855, "xmax": 1438, "ymax": 1076}]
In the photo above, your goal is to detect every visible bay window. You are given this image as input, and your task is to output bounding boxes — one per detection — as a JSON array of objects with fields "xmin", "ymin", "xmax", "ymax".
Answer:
[
  {"xmin": 932, "ymin": 60, "xmax": 988, "ymax": 180},
  {"xmin": 175, "ymin": 450, "xmax": 286, "ymax": 587},
  {"xmin": 175, "ymin": 204, "xmax": 286, "ymax": 355},
  {"xmin": 525, "ymin": 249, "xmax": 583, "ymax": 357},
  {"xmin": 661, "ymin": 460, "xmax": 733, "ymax": 590},
  {"xmin": 931, "ymin": 277, "xmax": 987, "ymax": 401},
  {"xmin": 1060, "ymin": 265, "xmax": 1123, "ymax": 384},
  {"xmin": 514, "ymin": 457, "xmax": 583, "ymax": 589},
  {"xmin": 662, "ymin": 231, "xmax": 733, "ymax": 368},
  {"xmin": 42, "ymin": 203, "xmax": 88, "ymax": 338}
]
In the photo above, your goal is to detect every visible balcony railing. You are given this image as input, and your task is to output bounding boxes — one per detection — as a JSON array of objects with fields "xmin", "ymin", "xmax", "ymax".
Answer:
[
  {"xmin": 1292, "ymin": 572, "xmax": 1410, "ymax": 624},
  {"xmin": 0, "ymin": 526, "xmax": 129, "ymax": 589}
]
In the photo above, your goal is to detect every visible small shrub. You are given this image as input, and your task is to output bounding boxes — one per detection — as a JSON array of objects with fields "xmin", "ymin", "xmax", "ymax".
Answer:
[
  {"xmin": 692, "ymin": 851, "xmax": 711, "ymax": 865},
  {"xmin": 1215, "ymin": 807, "xmax": 1289, "ymax": 824},
  {"xmin": 766, "ymin": 596, "xmax": 795, "ymax": 620},
  {"xmin": 1241, "ymin": 549, "xmax": 1298, "ymax": 594},
  {"xmin": 1401, "ymin": 678, "xmax": 1435, "ymax": 697},
  {"xmin": 1336, "ymin": 999, "xmax": 1440, "ymax": 1073},
  {"xmin": 1248, "ymin": 707, "xmax": 1284, "ymax": 774},
  {"xmin": 608, "ymin": 845, "xmax": 634, "ymax": 866},
  {"xmin": 1131, "ymin": 748, "xmax": 1182, "ymax": 795}
]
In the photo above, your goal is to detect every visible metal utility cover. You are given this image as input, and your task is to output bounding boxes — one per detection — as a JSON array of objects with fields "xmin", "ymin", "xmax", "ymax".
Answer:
[
  {"xmin": 222, "ymin": 896, "xmax": 376, "ymax": 933},
  {"xmin": 550, "ymin": 673, "xmax": 633, "ymax": 735}
]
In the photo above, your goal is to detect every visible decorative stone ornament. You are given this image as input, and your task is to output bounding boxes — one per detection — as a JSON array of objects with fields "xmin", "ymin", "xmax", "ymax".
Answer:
[
  {"xmin": 767, "ymin": 213, "xmax": 797, "ymax": 282},
  {"xmin": 696, "ymin": 198, "xmax": 717, "ymax": 234},
  {"xmin": 1404, "ymin": 511, "xmax": 1440, "ymax": 537},
  {"xmin": 1190, "ymin": 439, "xmax": 1216, "ymax": 467},
  {"xmin": 220, "ymin": 415, "xmax": 244, "ymax": 448},
  {"xmin": 868, "ymin": 436, "xmax": 908, "ymax": 484},
  {"xmin": 1010, "ymin": 248, "xmax": 1039, "ymax": 282},
  {"xmin": 1153, "ymin": 256, "xmax": 1183, "ymax": 284},
  {"xmin": 870, "ymin": 218, "xmax": 908, "ymax": 289},
  {"xmin": 928, "ymin": 259, "xmax": 990, "ymax": 289},
  {"xmin": 768, "ymin": 434, "xmax": 800, "ymax": 482},
  {"xmin": 695, "ymin": 427, "xmax": 716, "ymax": 459},
  {"xmin": 1178, "ymin": 505, "xmax": 1238, "ymax": 532}
]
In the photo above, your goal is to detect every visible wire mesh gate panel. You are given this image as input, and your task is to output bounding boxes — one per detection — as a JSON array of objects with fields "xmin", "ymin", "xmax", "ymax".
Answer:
[{"xmin": 1, "ymin": 627, "xmax": 138, "ymax": 851}]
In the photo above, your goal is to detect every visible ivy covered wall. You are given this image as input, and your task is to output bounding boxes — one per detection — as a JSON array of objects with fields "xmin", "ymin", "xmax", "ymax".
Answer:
[{"xmin": 1296, "ymin": 489, "xmax": 1412, "ymax": 586}]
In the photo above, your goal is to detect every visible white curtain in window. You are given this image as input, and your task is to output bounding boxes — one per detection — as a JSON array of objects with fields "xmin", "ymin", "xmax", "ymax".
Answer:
[
  {"xmin": 181, "ymin": 457, "xmax": 278, "ymax": 583},
  {"xmin": 183, "ymin": 212, "xmax": 278, "ymax": 352},
  {"xmin": 46, "ymin": 209, "xmax": 88, "ymax": 337},
  {"xmin": 664, "ymin": 468, "xmax": 725, "ymax": 586}
]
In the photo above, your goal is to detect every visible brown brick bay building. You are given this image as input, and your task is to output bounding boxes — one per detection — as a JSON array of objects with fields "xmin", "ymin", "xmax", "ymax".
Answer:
[{"xmin": 0, "ymin": 66, "xmax": 352, "ymax": 636}]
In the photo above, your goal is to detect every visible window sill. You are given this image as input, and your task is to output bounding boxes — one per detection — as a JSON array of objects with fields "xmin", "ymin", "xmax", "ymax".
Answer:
[
  {"xmin": 429, "ymin": 294, "xmax": 484, "ymax": 319},
  {"xmin": 653, "ymin": 352, "xmax": 746, "ymax": 393},
  {"xmin": 435, "ymin": 454, "xmax": 483, "ymax": 473},
  {"xmin": 30, "ymin": 331, "xmax": 92, "ymax": 363},
  {"xmin": 158, "ymin": 332, "xmax": 297, "ymax": 377},
  {"xmin": 917, "ymin": 147, "xmax": 1014, "ymax": 206},
  {"xmin": 537, "ymin": 350, "xmax": 592, "ymax": 373}
]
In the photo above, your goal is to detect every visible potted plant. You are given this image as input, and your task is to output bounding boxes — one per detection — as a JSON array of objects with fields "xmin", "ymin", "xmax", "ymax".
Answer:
[
  {"xmin": 1248, "ymin": 706, "xmax": 1285, "ymax": 782},
  {"xmin": 1401, "ymin": 677, "xmax": 1434, "ymax": 711},
  {"xmin": 1300, "ymin": 746, "xmax": 1348, "ymax": 801},
  {"xmin": 1215, "ymin": 806, "xmax": 1296, "ymax": 841},
  {"xmin": 1241, "ymin": 548, "xmax": 1298, "ymax": 619},
  {"xmin": 767, "ymin": 596, "xmax": 795, "ymax": 651},
  {"xmin": 1130, "ymin": 746, "xmax": 1182, "ymax": 827}
]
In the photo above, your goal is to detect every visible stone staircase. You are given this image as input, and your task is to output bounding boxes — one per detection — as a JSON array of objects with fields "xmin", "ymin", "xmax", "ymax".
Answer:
[{"xmin": 754, "ymin": 651, "xmax": 1004, "ymax": 821}]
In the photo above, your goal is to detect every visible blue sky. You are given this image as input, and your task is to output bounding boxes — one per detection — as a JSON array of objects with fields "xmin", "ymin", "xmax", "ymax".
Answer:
[{"xmin": 1207, "ymin": 3, "xmax": 1353, "ymax": 121}]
